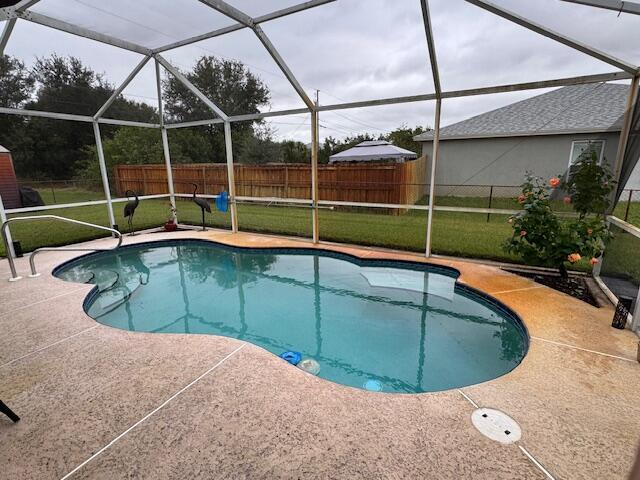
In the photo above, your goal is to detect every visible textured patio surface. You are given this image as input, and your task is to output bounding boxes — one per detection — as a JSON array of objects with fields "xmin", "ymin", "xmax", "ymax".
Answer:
[{"xmin": 0, "ymin": 228, "xmax": 639, "ymax": 479}]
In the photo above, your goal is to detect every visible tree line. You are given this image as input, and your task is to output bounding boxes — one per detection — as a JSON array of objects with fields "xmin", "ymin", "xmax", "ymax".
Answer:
[{"xmin": 0, "ymin": 54, "xmax": 428, "ymax": 184}]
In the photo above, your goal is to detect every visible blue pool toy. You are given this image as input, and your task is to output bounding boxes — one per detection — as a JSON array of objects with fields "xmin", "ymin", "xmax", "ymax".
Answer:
[
  {"xmin": 279, "ymin": 350, "xmax": 302, "ymax": 365},
  {"xmin": 215, "ymin": 191, "xmax": 229, "ymax": 213}
]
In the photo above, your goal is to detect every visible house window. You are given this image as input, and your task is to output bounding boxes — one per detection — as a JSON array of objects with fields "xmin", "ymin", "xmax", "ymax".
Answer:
[{"xmin": 568, "ymin": 140, "xmax": 605, "ymax": 168}]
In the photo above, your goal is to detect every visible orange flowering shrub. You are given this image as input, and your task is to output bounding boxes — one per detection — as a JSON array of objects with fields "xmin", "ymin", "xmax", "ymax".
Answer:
[{"xmin": 504, "ymin": 157, "xmax": 613, "ymax": 278}]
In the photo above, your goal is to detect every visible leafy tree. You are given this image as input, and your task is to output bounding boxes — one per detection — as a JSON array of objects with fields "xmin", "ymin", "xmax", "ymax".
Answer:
[
  {"xmin": 28, "ymin": 55, "xmax": 155, "ymax": 120},
  {"xmin": 10, "ymin": 55, "xmax": 156, "ymax": 179},
  {"xmin": 242, "ymin": 134, "xmax": 282, "ymax": 165},
  {"xmin": 319, "ymin": 136, "xmax": 340, "ymax": 164},
  {"xmin": 0, "ymin": 55, "xmax": 34, "ymax": 146},
  {"xmin": 386, "ymin": 124, "xmax": 428, "ymax": 154},
  {"xmin": 77, "ymin": 126, "xmax": 211, "ymax": 187},
  {"xmin": 280, "ymin": 140, "xmax": 309, "ymax": 163},
  {"xmin": 316, "ymin": 126, "xmax": 429, "ymax": 164},
  {"xmin": 561, "ymin": 150, "xmax": 614, "ymax": 217},
  {"xmin": 162, "ymin": 56, "xmax": 270, "ymax": 162},
  {"xmin": 504, "ymin": 153, "xmax": 614, "ymax": 277}
]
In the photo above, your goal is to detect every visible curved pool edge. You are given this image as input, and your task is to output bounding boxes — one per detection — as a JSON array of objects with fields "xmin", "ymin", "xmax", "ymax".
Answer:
[
  {"xmin": 53, "ymin": 236, "xmax": 531, "ymax": 396},
  {"xmin": 53, "ymin": 237, "xmax": 463, "ymax": 280}
]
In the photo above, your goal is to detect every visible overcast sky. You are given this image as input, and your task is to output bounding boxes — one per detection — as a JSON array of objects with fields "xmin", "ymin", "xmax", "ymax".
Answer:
[{"xmin": 3, "ymin": 0, "xmax": 640, "ymax": 143}]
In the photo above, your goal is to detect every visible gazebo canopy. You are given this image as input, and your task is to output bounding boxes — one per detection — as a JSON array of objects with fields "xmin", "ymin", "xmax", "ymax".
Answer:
[{"xmin": 329, "ymin": 141, "xmax": 418, "ymax": 163}]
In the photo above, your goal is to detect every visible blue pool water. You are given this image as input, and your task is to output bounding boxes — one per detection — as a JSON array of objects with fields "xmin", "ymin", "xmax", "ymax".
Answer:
[{"xmin": 54, "ymin": 240, "xmax": 528, "ymax": 394}]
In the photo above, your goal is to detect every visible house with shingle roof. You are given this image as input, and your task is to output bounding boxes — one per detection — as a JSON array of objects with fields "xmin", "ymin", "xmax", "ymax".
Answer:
[{"xmin": 413, "ymin": 83, "xmax": 640, "ymax": 195}]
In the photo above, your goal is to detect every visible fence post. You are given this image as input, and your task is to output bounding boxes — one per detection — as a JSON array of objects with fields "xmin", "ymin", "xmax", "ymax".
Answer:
[
  {"xmin": 486, "ymin": 185, "xmax": 494, "ymax": 223},
  {"xmin": 142, "ymin": 168, "xmax": 148, "ymax": 195},
  {"xmin": 624, "ymin": 189, "xmax": 633, "ymax": 222},
  {"xmin": 50, "ymin": 181, "xmax": 56, "ymax": 204}
]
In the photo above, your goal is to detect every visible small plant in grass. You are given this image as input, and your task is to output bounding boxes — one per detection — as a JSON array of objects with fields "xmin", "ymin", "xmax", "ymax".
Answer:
[
  {"xmin": 504, "ymin": 152, "xmax": 614, "ymax": 278},
  {"xmin": 561, "ymin": 150, "xmax": 615, "ymax": 217}
]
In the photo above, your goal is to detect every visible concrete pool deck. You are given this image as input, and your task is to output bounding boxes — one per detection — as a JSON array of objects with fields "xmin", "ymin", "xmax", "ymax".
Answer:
[{"xmin": 0, "ymin": 228, "xmax": 639, "ymax": 479}]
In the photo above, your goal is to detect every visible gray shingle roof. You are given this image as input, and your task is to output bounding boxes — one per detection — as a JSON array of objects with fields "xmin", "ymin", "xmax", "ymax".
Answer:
[{"xmin": 413, "ymin": 83, "xmax": 628, "ymax": 142}]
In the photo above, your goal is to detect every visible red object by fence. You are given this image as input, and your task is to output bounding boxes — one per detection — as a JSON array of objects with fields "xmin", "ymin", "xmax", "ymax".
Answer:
[{"xmin": 0, "ymin": 146, "xmax": 21, "ymax": 209}]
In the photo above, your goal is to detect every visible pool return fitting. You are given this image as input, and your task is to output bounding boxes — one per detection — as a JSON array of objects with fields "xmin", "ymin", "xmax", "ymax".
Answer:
[{"xmin": 1, "ymin": 215, "xmax": 123, "ymax": 282}]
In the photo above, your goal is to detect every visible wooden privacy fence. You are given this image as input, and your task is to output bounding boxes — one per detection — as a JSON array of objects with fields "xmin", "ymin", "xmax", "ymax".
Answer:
[{"xmin": 114, "ymin": 155, "xmax": 427, "ymax": 207}]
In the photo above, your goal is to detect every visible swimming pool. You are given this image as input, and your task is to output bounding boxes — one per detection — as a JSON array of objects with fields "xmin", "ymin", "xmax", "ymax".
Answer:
[{"xmin": 54, "ymin": 240, "xmax": 528, "ymax": 394}]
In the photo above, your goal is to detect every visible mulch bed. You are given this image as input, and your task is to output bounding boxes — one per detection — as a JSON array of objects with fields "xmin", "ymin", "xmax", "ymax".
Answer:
[{"xmin": 503, "ymin": 268, "xmax": 600, "ymax": 307}]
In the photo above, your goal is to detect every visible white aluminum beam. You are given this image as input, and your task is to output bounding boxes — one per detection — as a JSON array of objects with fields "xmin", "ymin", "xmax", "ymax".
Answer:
[
  {"xmin": 561, "ymin": 0, "xmax": 640, "ymax": 15},
  {"xmin": 92, "ymin": 122, "xmax": 117, "ymax": 230},
  {"xmin": 94, "ymin": 56, "xmax": 151, "ymax": 120},
  {"xmin": 14, "ymin": 0, "xmax": 41, "ymax": 11},
  {"xmin": 253, "ymin": 25, "xmax": 314, "ymax": 109},
  {"xmin": 199, "ymin": 0, "xmax": 253, "ymax": 26},
  {"xmin": 156, "ymin": 59, "xmax": 177, "ymax": 222},
  {"xmin": 0, "ymin": 17, "xmax": 16, "ymax": 55},
  {"xmin": 155, "ymin": 59, "xmax": 166, "ymax": 128},
  {"xmin": 230, "ymin": 108, "xmax": 311, "ymax": 122},
  {"xmin": 160, "ymin": 70, "xmax": 630, "ymax": 128},
  {"xmin": 318, "ymin": 200, "xmax": 430, "ymax": 211},
  {"xmin": 612, "ymin": 75, "xmax": 640, "ymax": 197},
  {"xmin": 154, "ymin": 0, "xmax": 335, "ymax": 53},
  {"xmin": 311, "ymin": 109, "xmax": 319, "ymax": 243},
  {"xmin": 15, "ymin": 10, "xmax": 152, "ymax": 55},
  {"xmin": 420, "ymin": 0, "xmax": 441, "ymax": 96},
  {"xmin": 155, "ymin": 24, "xmax": 243, "ymax": 54},
  {"xmin": 164, "ymin": 108, "xmax": 311, "ymax": 128},
  {"xmin": 5, "ymin": 195, "xmax": 171, "ymax": 214},
  {"xmin": 425, "ymin": 98, "xmax": 441, "ymax": 258},
  {"xmin": 2, "ymin": 70, "xmax": 630, "ymax": 129},
  {"xmin": 164, "ymin": 118, "xmax": 223, "ymax": 129},
  {"xmin": 160, "ymin": 127, "xmax": 177, "ymax": 220},
  {"xmin": 466, "ymin": 0, "xmax": 638, "ymax": 74},
  {"xmin": 0, "ymin": 106, "xmax": 93, "ymax": 122},
  {"xmin": 441, "ymin": 71, "xmax": 632, "ymax": 98},
  {"xmin": 224, "ymin": 121, "xmax": 239, "ymax": 232},
  {"xmin": 155, "ymin": 54, "xmax": 229, "ymax": 121},
  {"xmin": 0, "ymin": 106, "xmax": 160, "ymax": 128},
  {"xmin": 197, "ymin": 0, "xmax": 314, "ymax": 110},
  {"xmin": 318, "ymin": 93, "xmax": 438, "ymax": 112},
  {"xmin": 97, "ymin": 118, "xmax": 160, "ymax": 129}
]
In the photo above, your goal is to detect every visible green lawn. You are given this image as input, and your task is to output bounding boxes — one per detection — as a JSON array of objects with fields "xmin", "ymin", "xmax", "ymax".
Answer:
[
  {"xmin": 2, "ymin": 188, "xmax": 637, "ymax": 275},
  {"xmin": 599, "ymin": 225, "xmax": 640, "ymax": 286}
]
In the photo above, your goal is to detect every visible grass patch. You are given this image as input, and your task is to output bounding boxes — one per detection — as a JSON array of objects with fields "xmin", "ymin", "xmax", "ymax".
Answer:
[
  {"xmin": 2, "ymin": 188, "xmax": 636, "ymax": 275},
  {"xmin": 600, "ymin": 226, "xmax": 640, "ymax": 286}
]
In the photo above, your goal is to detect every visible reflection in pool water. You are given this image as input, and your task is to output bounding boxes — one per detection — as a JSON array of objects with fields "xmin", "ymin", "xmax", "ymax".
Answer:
[{"xmin": 55, "ymin": 241, "xmax": 528, "ymax": 394}]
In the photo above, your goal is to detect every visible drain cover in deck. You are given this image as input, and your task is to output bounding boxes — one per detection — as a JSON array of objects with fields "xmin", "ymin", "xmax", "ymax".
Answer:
[{"xmin": 471, "ymin": 408, "xmax": 521, "ymax": 444}]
